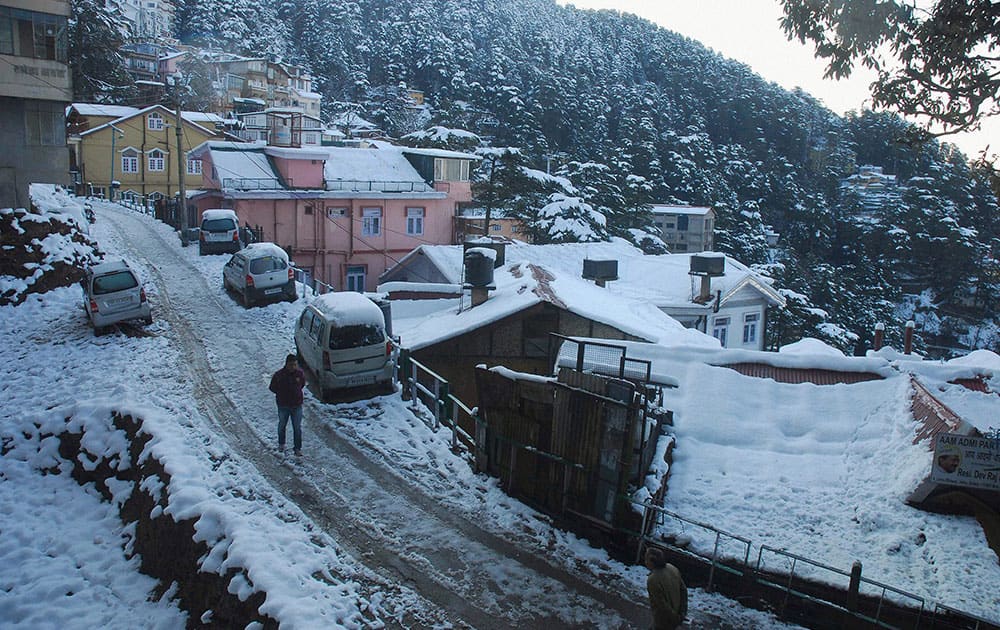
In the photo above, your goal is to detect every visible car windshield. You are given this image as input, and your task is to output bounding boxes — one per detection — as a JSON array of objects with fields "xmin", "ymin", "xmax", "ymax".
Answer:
[
  {"xmin": 328, "ymin": 324, "xmax": 384, "ymax": 350},
  {"xmin": 249, "ymin": 256, "xmax": 286, "ymax": 274},
  {"xmin": 92, "ymin": 271, "xmax": 138, "ymax": 295},
  {"xmin": 202, "ymin": 218, "xmax": 236, "ymax": 232}
]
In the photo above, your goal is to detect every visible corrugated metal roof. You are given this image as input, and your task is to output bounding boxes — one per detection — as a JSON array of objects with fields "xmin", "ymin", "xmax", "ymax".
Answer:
[
  {"xmin": 910, "ymin": 377, "xmax": 971, "ymax": 445},
  {"xmin": 719, "ymin": 363, "xmax": 884, "ymax": 385},
  {"xmin": 949, "ymin": 376, "xmax": 993, "ymax": 394}
]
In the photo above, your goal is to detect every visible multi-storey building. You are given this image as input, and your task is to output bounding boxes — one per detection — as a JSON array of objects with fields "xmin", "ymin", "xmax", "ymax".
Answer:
[
  {"xmin": 188, "ymin": 141, "xmax": 477, "ymax": 291},
  {"xmin": 0, "ymin": 0, "xmax": 72, "ymax": 209},
  {"xmin": 650, "ymin": 204, "xmax": 715, "ymax": 253},
  {"xmin": 204, "ymin": 55, "xmax": 321, "ymax": 118},
  {"xmin": 110, "ymin": 0, "xmax": 174, "ymax": 38},
  {"xmin": 233, "ymin": 109, "xmax": 324, "ymax": 147}
]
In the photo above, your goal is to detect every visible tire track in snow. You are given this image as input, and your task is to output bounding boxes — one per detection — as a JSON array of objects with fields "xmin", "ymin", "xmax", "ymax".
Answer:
[{"xmin": 99, "ymin": 204, "xmax": 647, "ymax": 629}]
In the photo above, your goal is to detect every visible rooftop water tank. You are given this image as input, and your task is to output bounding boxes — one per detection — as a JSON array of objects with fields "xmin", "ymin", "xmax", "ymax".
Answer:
[
  {"xmin": 464, "ymin": 249, "xmax": 494, "ymax": 287},
  {"xmin": 689, "ymin": 253, "xmax": 725, "ymax": 276},
  {"xmin": 582, "ymin": 259, "xmax": 619, "ymax": 282}
]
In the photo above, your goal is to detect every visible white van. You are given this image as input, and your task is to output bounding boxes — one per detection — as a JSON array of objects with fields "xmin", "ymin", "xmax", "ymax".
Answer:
[
  {"xmin": 294, "ymin": 292, "xmax": 395, "ymax": 400},
  {"xmin": 199, "ymin": 209, "xmax": 241, "ymax": 255}
]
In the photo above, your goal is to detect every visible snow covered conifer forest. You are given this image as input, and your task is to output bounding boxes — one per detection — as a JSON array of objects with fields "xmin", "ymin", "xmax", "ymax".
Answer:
[{"xmin": 82, "ymin": 0, "xmax": 1000, "ymax": 355}]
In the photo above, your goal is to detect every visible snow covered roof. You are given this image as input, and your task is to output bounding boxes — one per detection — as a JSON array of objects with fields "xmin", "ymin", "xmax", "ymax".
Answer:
[
  {"xmin": 328, "ymin": 113, "xmax": 379, "ymax": 130},
  {"xmin": 320, "ymin": 146, "xmax": 429, "ymax": 189},
  {"xmin": 68, "ymin": 103, "xmax": 140, "ymax": 119},
  {"xmin": 386, "ymin": 239, "xmax": 785, "ymax": 311},
  {"xmin": 78, "ymin": 104, "xmax": 217, "ymax": 138},
  {"xmin": 390, "ymin": 258, "xmax": 717, "ymax": 351},
  {"xmin": 192, "ymin": 142, "xmax": 280, "ymax": 189},
  {"xmin": 650, "ymin": 204, "xmax": 713, "ymax": 216}
]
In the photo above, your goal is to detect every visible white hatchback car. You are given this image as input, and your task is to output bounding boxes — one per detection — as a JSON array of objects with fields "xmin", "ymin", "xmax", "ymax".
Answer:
[
  {"xmin": 222, "ymin": 242, "xmax": 297, "ymax": 307},
  {"xmin": 82, "ymin": 258, "xmax": 152, "ymax": 335}
]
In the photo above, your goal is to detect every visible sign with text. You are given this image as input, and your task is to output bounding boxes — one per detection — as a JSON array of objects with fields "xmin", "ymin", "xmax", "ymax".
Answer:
[{"xmin": 930, "ymin": 433, "xmax": 1000, "ymax": 491}]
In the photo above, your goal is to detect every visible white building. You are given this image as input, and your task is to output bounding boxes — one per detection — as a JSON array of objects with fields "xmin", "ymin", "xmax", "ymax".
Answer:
[{"xmin": 650, "ymin": 204, "xmax": 714, "ymax": 253}]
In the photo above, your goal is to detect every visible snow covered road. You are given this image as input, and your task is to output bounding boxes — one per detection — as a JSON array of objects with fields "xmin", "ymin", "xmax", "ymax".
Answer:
[{"xmin": 97, "ymin": 203, "xmax": 654, "ymax": 628}]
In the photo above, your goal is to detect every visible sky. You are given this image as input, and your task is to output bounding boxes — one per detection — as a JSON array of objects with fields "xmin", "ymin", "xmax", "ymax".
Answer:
[
  {"xmin": 3, "ymin": 186, "xmax": 999, "ymax": 626},
  {"xmin": 558, "ymin": 0, "xmax": 997, "ymax": 162}
]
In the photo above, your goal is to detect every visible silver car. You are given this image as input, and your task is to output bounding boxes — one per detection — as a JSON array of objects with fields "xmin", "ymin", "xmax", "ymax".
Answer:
[
  {"xmin": 82, "ymin": 259, "xmax": 152, "ymax": 335},
  {"xmin": 222, "ymin": 242, "xmax": 297, "ymax": 307}
]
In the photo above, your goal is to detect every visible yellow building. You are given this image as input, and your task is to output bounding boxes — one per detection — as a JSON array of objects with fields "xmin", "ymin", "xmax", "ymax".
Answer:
[{"xmin": 70, "ymin": 104, "xmax": 220, "ymax": 204}]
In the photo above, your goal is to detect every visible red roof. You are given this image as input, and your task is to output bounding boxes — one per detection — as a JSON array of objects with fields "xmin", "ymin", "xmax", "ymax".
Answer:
[
  {"xmin": 910, "ymin": 377, "xmax": 970, "ymax": 445},
  {"xmin": 720, "ymin": 363, "xmax": 884, "ymax": 385}
]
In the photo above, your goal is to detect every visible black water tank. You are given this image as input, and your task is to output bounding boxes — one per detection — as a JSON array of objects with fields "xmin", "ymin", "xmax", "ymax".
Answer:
[
  {"xmin": 464, "ymin": 250, "xmax": 494, "ymax": 287},
  {"xmin": 462, "ymin": 240, "xmax": 505, "ymax": 268},
  {"xmin": 689, "ymin": 253, "xmax": 725, "ymax": 276},
  {"xmin": 582, "ymin": 259, "xmax": 619, "ymax": 281}
]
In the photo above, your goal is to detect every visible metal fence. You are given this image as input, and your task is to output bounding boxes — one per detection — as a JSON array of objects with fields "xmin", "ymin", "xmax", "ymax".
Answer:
[{"xmin": 396, "ymin": 349, "xmax": 477, "ymax": 455}]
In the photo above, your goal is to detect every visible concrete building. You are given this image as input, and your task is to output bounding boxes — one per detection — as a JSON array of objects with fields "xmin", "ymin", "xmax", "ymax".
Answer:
[
  {"xmin": 0, "ymin": 0, "xmax": 72, "ymax": 209},
  {"xmin": 188, "ymin": 141, "xmax": 477, "ymax": 291},
  {"xmin": 650, "ymin": 204, "xmax": 714, "ymax": 253}
]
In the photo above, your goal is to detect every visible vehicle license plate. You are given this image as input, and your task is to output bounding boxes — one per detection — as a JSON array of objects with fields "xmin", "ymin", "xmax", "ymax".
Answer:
[
  {"xmin": 264, "ymin": 287, "xmax": 281, "ymax": 295},
  {"xmin": 346, "ymin": 374, "xmax": 376, "ymax": 386},
  {"xmin": 109, "ymin": 297, "xmax": 131, "ymax": 305}
]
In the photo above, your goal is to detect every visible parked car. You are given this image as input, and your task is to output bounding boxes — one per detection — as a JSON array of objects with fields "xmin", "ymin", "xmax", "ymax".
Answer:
[
  {"xmin": 294, "ymin": 292, "xmax": 395, "ymax": 401},
  {"xmin": 199, "ymin": 209, "xmax": 241, "ymax": 255},
  {"xmin": 82, "ymin": 258, "xmax": 152, "ymax": 335},
  {"xmin": 222, "ymin": 242, "xmax": 297, "ymax": 307}
]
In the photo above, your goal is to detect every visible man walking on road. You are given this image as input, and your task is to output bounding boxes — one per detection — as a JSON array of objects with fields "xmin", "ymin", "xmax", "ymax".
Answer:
[
  {"xmin": 645, "ymin": 546, "xmax": 687, "ymax": 629},
  {"xmin": 269, "ymin": 354, "xmax": 306, "ymax": 455}
]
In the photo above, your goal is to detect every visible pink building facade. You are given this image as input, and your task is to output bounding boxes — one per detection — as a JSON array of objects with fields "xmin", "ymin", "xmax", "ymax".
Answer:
[{"xmin": 189, "ymin": 142, "xmax": 475, "ymax": 291}]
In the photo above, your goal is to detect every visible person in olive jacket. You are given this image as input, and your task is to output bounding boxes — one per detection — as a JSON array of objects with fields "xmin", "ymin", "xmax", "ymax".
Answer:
[
  {"xmin": 645, "ymin": 546, "xmax": 688, "ymax": 629},
  {"xmin": 269, "ymin": 354, "xmax": 306, "ymax": 455}
]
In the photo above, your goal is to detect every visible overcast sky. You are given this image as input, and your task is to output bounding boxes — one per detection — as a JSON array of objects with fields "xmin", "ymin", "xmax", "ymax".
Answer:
[{"xmin": 559, "ymin": 0, "xmax": 996, "ymax": 161}]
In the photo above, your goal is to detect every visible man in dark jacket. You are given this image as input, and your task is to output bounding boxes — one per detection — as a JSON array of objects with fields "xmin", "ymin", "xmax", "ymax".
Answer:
[
  {"xmin": 645, "ymin": 546, "xmax": 687, "ymax": 629},
  {"xmin": 269, "ymin": 354, "xmax": 306, "ymax": 455}
]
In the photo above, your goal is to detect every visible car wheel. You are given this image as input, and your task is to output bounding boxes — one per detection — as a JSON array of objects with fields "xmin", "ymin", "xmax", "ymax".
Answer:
[
  {"xmin": 143, "ymin": 315, "xmax": 153, "ymax": 325},
  {"xmin": 93, "ymin": 325, "xmax": 105, "ymax": 337},
  {"xmin": 242, "ymin": 289, "xmax": 253, "ymax": 307}
]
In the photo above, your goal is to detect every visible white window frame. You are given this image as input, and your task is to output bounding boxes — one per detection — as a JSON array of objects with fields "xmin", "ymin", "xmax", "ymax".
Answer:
[
  {"xmin": 361, "ymin": 207, "xmax": 381, "ymax": 236},
  {"xmin": 121, "ymin": 149, "xmax": 139, "ymax": 174},
  {"xmin": 187, "ymin": 158, "xmax": 202, "ymax": 175},
  {"xmin": 147, "ymin": 149, "xmax": 166, "ymax": 172},
  {"xmin": 712, "ymin": 316, "xmax": 730, "ymax": 347},
  {"xmin": 406, "ymin": 207, "xmax": 424, "ymax": 236},
  {"xmin": 743, "ymin": 313, "xmax": 760, "ymax": 344},
  {"xmin": 147, "ymin": 112, "xmax": 164, "ymax": 131}
]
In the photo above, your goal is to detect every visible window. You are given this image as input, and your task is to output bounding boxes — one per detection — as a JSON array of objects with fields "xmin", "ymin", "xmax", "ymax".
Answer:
[
  {"xmin": 24, "ymin": 107, "xmax": 64, "ymax": 146},
  {"xmin": 147, "ymin": 149, "xmax": 165, "ymax": 172},
  {"xmin": 147, "ymin": 112, "xmax": 164, "ymax": 131},
  {"xmin": 329, "ymin": 324, "xmax": 384, "ymax": 350},
  {"xmin": 677, "ymin": 215, "xmax": 689, "ymax": 231},
  {"xmin": 186, "ymin": 158, "xmax": 202, "ymax": 175},
  {"xmin": 121, "ymin": 149, "xmax": 139, "ymax": 173},
  {"xmin": 0, "ymin": 8, "xmax": 67, "ymax": 62},
  {"xmin": 743, "ymin": 313, "xmax": 760, "ymax": 344},
  {"xmin": 406, "ymin": 207, "xmax": 424, "ymax": 236},
  {"xmin": 361, "ymin": 207, "xmax": 381, "ymax": 236},
  {"xmin": 304, "ymin": 205, "xmax": 314, "ymax": 215},
  {"xmin": 433, "ymin": 158, "xmax": 470, "ymax": 182},
  {"xmin": 712, "ymin": 316, "xmax": 730, "ymax": 347},
  {"xmin": 249, "ymin": 256, "xmax": 287, "ymax": 274},
  {"xmin": 491, "ymin": 224, "xmax": 502, "ymax": 232},
  {"xmin": 346, "ymin": 266, "xmax": 366, "ymax": 292}
]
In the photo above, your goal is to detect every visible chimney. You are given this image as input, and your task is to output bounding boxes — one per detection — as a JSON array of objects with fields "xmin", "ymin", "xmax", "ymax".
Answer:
[
  {"xmin": 903, "ymin": 320, "xmax": 914, "ymax": 355},
  {"xmin": 463, "ymin": 248, "xmax": 495, "ymax": 308},
  {"xmin": 873, "ymin": 323, "xmax": 884, "ymax": 351}
]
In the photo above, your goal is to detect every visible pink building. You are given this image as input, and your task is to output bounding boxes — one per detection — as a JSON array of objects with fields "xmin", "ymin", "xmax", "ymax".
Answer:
[{"xmin": 189, "ymin": 141, "xmax": 476, "ymax": 291}]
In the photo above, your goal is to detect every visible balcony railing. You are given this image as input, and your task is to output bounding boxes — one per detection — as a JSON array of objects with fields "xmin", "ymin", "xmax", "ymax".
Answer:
[
  {"xmin": 222, "ymin": 177, "xmax": 284, "ymax": 190},
  {"xmin": 325, "ymin": 180, "xmax": 435, "ymax": 193}
]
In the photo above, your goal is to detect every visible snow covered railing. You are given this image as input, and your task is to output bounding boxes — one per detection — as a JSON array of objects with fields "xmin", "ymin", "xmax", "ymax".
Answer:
[
  {"xmin": 755, "ymin": 544, "xmax": 926, "ymax": 628},
  {"xmin": 636, "ymin": 500, "xmax": 752, "ymax": 591},
  {"xmin": 397, "ymin": 349, "xmax": 476, "ymax": 455}
]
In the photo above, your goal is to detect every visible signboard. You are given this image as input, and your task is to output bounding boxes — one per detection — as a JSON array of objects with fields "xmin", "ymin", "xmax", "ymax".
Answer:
[{"xmin": 929, "ymin": 433, "xmax": 1000, "ymax": 491}]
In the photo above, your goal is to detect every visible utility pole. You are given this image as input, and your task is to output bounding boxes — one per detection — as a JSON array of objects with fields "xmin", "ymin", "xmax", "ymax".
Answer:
[{"xmin": 173, "ymin": 75, "xmax": 188, "ymax": 246}]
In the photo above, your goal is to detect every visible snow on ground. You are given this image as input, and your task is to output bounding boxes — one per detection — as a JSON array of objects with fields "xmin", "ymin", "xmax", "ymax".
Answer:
[
  {"xmin": 1, "ymin": 190, "xmax": 798, "ymax": 628},
  {"xmin": 611, "ymin": 340, "xmax": 999, "ymax": 621}
]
